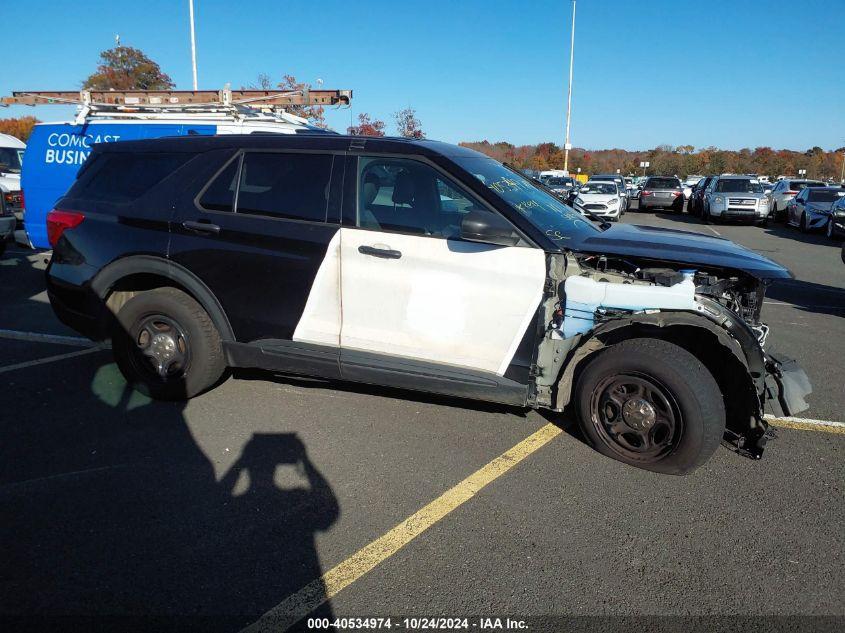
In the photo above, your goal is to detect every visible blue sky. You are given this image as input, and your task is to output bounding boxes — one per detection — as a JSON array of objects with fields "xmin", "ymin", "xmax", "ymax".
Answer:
[{"xmin": 5, "ymin": 0, "xmax": 844, "ymax": 150}]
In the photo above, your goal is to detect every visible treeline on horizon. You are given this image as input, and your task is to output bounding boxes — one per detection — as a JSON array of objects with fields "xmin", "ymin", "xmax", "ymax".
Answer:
[{"xmin": 458, "ymin": 140, "xmax": 845, "ymax": 180}]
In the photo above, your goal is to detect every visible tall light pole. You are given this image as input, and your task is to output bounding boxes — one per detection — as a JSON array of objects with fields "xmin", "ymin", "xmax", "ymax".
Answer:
[
  {"xmin": 563, "ymin": 0, "xmax": 577, "ymax": 175},
  {"xmin": 188, "ymin": 0, "xmax": 199, "ymax": 90}
]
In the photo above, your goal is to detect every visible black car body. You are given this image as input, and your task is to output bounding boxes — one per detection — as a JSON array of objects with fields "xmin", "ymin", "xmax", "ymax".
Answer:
[
  {"xmin": 46, "ymin": 134, "xmax": 810, "ymax": 474},
  {"xmin": 688, "ymin": 176, "xmax": 714, "ymax": 217}
]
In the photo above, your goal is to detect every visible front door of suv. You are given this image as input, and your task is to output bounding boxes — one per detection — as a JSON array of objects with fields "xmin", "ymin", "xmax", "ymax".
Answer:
[
  {"xmin": 332, "ymin": 155, "xmax": 546, "ymax": 403},
  {"xmin": 170, "ymin": 149, "xmax": 344, "ymax": 376}
]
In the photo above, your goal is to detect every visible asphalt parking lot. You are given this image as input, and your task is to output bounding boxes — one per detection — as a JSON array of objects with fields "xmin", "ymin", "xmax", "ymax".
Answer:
[{"xmin": 1, "ymin": 209, "xmax": 843, "ymax": 630}]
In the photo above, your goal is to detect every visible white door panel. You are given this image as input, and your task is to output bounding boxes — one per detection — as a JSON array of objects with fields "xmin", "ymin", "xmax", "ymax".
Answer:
[
  {"xmin": 340, "ymin": 228, "xmax": 546, "ymax": 375},
  {"xmin": 292, "ymin": 230, "xmax": 342, "ymax": 346}
]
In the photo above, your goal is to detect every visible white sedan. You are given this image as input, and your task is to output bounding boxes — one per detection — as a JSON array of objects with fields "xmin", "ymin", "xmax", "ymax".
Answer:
[{"xmin": 572, "ymin": 182, "xmax": 624, "ymax": 221}]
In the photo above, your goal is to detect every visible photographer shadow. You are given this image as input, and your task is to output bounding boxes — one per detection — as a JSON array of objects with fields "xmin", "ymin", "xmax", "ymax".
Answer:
[{"xmin": 1, "ymin": 358, "xmax": 339, "ymax": 632}]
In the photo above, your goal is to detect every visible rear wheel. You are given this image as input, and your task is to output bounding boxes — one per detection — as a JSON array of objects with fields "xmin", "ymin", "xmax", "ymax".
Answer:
[
  {"xmin": 112, "ymin": 287, "xmax": 226, "ymax": 400},
  {"xmin": 574, "ymin": 338, "xmax": 725, "ymax": 475}
]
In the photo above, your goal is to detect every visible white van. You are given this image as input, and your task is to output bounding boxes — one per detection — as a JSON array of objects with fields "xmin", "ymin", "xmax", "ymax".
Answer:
[{"xmin": 0, "ymin": 132, "xmax": 25, "ymax": 218}]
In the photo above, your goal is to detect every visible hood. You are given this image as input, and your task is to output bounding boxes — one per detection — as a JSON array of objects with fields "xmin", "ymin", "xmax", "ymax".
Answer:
[{"xmin": 573, "ymin": 223, "xmax": 792, "ymax": 280}]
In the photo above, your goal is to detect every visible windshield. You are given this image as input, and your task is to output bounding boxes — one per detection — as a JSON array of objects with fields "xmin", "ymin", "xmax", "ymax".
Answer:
[
  {"xmin": 0, "ymin": 147, "xmax": 23, "ymax": 173},
  {"xmin": 451, "ymin": 156, "xmax": 600, "ymax": 244},
  {"xmin": 715, "ymin": 179, "xmax": 763, "ymax": 193},
  {"xmin": 547, "ymin": 177, "xmax": 573, "ymax": 186},
  {"xmin": 807, "ymin": 189, "xmax": 845, "ymax": 202},
  {"xmin": 580, "ymin": 183, "xmax": 618, "ymax": 195},
  {"xmin": 646, "ymin": 178, "xmax": 681, "ymax": 189}
]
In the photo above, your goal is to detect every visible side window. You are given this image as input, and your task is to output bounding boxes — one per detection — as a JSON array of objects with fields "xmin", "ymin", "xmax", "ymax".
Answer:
[
  {"xmin": 235, "ymin": 152, "xmax": 333, "ymax": 222},
  {"xmin": 357, "ymin": 157, "xmax": 482, "ymax": 238},
  {"xmin": 76, "ymin": 152, "xmax": 190, "ymax": 203},
  {"xmin": 199, "ymin": 156, "xmax": 240, "ymax": 212}
]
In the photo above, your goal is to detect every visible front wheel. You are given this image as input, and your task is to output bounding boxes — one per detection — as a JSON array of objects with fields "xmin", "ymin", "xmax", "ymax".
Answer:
[
  {"xmin": 112, "ymin": 287, "xmax": 226, "ymax": 400},
  {"xmin": 826, "ymin": 218, "xmax": 838, "ymax": 240},
  {"xmin": 800, "ymin": 212, "xmax": 809, "ymax": 233},
  {"xmin": 574, "ymin": 338, "xmax": 725, "ymax": 475}
]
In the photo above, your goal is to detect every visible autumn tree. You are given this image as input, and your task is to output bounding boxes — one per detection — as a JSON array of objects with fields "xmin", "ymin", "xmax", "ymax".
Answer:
[
  {"xmin": 348, "ymin": 113, "xmax": 385, "ymax": 137},
  {"xmin": 251, "ymin": 73, "xmax": 327, "ymax": 128},
  {"xmin": 82, "ymin": 46, "xmax": 174, "ymax": 90},
  {"xmin": 0, "ymin": 116, "xmax": 39, "ymax": 142},
  {"xmin": 394, "ymin": 107, "xmax": 424, "ymax": 138}
]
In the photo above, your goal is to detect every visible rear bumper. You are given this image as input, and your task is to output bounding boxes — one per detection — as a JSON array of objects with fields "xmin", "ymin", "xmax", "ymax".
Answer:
[
  {"xmin": 639, "ymin": 195, "xmax": 680, "ymax": 209},
  {"xmin": 764, "ymin": 353, "xmax": 811, "ymax": 418},
  {"xmin": 46, "ymin": 261, "xmax": 108, "ymax": 341}
]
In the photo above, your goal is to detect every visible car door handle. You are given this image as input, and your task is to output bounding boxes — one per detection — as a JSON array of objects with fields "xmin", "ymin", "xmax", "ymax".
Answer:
[
  {"xmin": 358, "ymin": 245, "xmax": 402, "ymax": 259},
  {"xmin": 182, "ymin": 220, "xmax": 221, "ymax": 235}
]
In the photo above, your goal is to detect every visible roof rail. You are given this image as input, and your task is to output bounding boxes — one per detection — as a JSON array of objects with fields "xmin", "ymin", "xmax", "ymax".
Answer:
[{"xmin": 0, "ymin": 87, "xmax": 352, "ymax": 109}]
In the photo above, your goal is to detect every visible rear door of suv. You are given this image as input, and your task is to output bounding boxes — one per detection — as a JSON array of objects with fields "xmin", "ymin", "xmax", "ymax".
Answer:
[{"xmin": 170, "ymin": 147, "xmax": 345, "ymax": 375}]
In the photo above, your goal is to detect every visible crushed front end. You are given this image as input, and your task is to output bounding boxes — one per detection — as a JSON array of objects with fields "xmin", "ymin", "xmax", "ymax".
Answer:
[{"xmin": 535, "ymin": 252, "xmax": 812, "ymax": 460}]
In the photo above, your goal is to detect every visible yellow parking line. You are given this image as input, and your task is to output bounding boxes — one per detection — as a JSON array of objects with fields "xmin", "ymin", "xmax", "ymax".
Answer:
[
  {"xmin": 767, "ymin": 417, "xmax": 845, "ymax": 435},
  {"xmin": 241, "ymin": 423, "xmax": 563, "ymax": 633}
]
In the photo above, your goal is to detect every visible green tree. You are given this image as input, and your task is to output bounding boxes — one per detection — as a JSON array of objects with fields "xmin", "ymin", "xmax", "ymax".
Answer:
[{"xmin": 82, "ymin": 46, "xmax": 174, "ymax": 90}]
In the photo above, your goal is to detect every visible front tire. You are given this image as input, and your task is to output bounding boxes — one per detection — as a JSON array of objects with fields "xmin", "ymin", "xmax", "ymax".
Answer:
[
  {"xmin": 574, "ymin": 338, "xmax": 725, "ymax": 475},
  {"xmin": 112, "ymin": 287, "xmax": 226, "ymax": 400},
  {"xmin": 800, "ymin": 212, "xmax": 809, "ymax": 233}
]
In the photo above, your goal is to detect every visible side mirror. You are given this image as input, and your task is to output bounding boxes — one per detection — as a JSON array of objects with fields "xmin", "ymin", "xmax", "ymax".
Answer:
[{"xmin": 461, "ymin": 209, "xmax": 520, "ymax": 247}]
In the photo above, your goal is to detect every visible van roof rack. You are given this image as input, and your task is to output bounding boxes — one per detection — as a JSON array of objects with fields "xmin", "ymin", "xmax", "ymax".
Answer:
[
  {"xmin": 1, "ymin": 87, "xmax": 352, "ymax": 109},
  {"xmin": 1, "ymin": 87, "xmax": 352, "ymax": 125}
]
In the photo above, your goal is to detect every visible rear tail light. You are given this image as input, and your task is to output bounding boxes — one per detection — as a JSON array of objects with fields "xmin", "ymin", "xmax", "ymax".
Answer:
[
  {"xmin": 641, "ymin": 190, "xmax": 651, "ymax": 197},
  {"xmin": 20, "ymin": 189, "xmax": 25, "ymax": 210},
  {"xmin": 786, "ymin": 190, "xmax": 798, "ymax": 195},
  {"xmin": 672, "ymin": 191, "xmax": 682, "ymax": 196},
  {"xmin": 46, "ymin": 209, "xmax": 85, "ymax": 247}
]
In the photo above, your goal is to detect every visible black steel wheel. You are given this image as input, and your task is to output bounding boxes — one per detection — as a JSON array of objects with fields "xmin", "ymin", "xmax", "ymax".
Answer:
[
  {"xmin": 575, "ymin": 338, "xmax": 725, "ymax": 474},
  {"xmin": 589, "ymin": 373, "xmax": 682, "ymax": 462},
  {"xmin": 113, "ymin": 287, "xmax": 226, "ymax": 400}
]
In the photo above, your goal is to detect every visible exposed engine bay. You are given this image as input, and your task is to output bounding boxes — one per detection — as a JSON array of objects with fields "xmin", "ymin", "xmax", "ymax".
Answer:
[
  {"xmin": 532, "ymin": 251, "xmax": 811, "ymax": 460},
  {"xmin": 571, "ymin": 253, "xmax": 769, "ymax": 344}
]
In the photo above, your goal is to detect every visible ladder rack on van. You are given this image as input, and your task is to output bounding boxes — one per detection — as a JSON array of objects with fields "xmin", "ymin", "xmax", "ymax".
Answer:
[{"xmin": 1, "ymin": 87, "xmax": 352, "ymax": 109}]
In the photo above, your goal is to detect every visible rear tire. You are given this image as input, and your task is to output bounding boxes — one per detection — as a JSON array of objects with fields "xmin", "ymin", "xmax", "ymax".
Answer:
[
  {"xmin": 112, "ymin": 287, "xmax": 226, "ymax": 400},
  {"xmin": 574, "ymin": 338, "xmax": 725, "ymax": 475}
]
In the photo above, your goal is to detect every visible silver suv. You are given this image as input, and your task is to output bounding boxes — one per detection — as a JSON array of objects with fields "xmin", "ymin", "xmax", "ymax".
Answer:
[{"xmin": 703, "ymin": 176, "xmax": 770, "ymax": 226}]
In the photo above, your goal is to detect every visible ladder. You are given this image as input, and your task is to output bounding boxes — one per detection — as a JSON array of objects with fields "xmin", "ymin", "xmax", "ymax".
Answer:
[{"xmin": 0, "ymin": 87, "xmax": 352, "ymax": 109}]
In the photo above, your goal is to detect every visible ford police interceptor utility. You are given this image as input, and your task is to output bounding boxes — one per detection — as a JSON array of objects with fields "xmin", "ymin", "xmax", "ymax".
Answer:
[{"xmin": 45, "ymin": 134, "xmax": 811, "ymax": 475}]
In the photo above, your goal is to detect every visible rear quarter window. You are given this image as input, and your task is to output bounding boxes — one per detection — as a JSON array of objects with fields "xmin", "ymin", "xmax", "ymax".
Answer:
[{"xmin": 75, "ymin": 152, "xmax": 190, "ymax": 203}]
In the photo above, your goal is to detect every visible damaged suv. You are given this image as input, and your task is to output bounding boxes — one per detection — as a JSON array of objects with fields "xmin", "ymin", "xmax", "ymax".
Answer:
[{"xmin": 46, "ymin": 135, "xmax": 810, "ymax": 474}]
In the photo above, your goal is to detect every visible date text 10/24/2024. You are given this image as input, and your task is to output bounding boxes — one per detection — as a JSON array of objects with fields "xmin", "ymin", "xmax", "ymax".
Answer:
[{"xmin": 307, "ymin": 617, "xmax": 528, "ymax": 630}]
